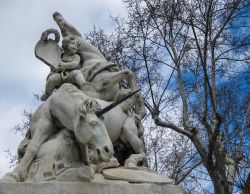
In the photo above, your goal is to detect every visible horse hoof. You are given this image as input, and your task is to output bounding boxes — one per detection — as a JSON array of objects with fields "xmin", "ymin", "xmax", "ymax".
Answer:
[
  {"xmin": 124, "ymin": 161, "xmax": 137, "ymax": 168},
  {"xmin": 110, "ymin": 157, "xmax": 120, "ymax": 168}
]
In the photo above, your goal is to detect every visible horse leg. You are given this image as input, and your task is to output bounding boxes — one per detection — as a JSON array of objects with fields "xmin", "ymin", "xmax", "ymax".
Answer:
[
  {"xmin": 94, "ymin": 70, "xmax": 130, "ymax": 91},
  {"xmin": 116, "ymin": 70, "xmax": 146, "ymax": 124},
  {"xmin": 90, "ymin": 157, "xmax": 120, "ymax": 173},
  {"xmin": 120, "ymin": 117, "xmax": 146, "ymax": 167},
  {"xmin": 121, "ymin": 88, "xmax": 140, "ymax": 112},
  {"xmin": 9, "ymin": 118, "xmax": 55, "ymax": 182}
]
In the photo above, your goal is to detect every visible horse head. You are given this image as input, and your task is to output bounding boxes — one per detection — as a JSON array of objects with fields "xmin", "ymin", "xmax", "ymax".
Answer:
[{"xmin": 75, "ymin": 97, "xmax": 114, "ymax": 162}]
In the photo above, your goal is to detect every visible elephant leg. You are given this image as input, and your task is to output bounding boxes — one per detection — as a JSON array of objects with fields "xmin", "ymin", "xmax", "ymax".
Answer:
[
  {"xmin": 9, "ymin": 118, "xmax": 55, "ymax": 182},
  {"xmin": 120, "ymin": 117, "xmax": 146, "ymax": 167}
]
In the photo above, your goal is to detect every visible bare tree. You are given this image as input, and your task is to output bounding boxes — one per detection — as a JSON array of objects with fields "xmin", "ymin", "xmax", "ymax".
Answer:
[
  {"xmin": 6, "ymin": 1, "xmax": 250, "ymax": 193},
  {"xmin": 109, "ymin": 0, "xmax": 250, "ymax": 193}
]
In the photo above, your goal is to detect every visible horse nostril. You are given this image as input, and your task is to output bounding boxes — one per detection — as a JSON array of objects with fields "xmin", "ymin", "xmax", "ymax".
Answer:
[
  {"xmin": 104, "ymin": 146, "xmax": 109, "ymax": 154},
  {"xmin": 96, "ymin": 148, "xmax": 101, "ymax": 155}
]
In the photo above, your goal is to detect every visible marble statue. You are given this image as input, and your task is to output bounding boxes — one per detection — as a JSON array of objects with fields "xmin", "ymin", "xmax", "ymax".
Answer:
[
  {"xmin": 4, "ymin": 83, "xmax": 114, "ymax": 182},
  {"xmin": 2, "ymin": 12, "xmax": 147, "ymax": 182},
  {"xmin": 52, "ymin": 12, "xmax": 146, "ymax": 124},
  {"xmin": 40, "ymin": 36, "xmax": 86, "ymax": 101},
  {"xmin": 0, "ymin": 12, "xmax": 184, "ymax": 194}
]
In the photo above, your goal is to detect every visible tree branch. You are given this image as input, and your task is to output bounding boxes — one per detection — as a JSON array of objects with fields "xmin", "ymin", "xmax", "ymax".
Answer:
[{"xmin": 175, "ymin": 160, "xmax": 203, "ymax": 184}]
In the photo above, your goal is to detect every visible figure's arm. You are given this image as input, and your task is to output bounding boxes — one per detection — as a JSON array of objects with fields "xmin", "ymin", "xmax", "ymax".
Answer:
[
  {"xmin": 53, "ymin": 12, "xmax": 106, "ymax": 60},
  {"xmin": 58, "ymin": 55, "xmax": 81, "ymax": 71},
  {"xmin": 53, "ymin": 12, "xmax": 82, "ymax": 38}
]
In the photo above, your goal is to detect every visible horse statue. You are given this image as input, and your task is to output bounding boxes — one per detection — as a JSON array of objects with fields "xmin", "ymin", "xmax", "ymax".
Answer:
[
  {"xmin": 34, "ymin": 12, "xmax": 147, "ymax": 166},
  {"xmin": 3, "ymin": 83, "xmax": 114, "ymax": 182},
  {"xmin": 61, "ymin": 83, "xmax": 146, "ymax": 168},
  {"xmin": 2, "ymin": 12, "xmax": 148, "ymax": 182}
]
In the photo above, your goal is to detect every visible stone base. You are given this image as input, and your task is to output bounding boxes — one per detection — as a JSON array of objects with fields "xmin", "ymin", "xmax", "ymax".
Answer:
[{"xmin": 0, "ymin": 179, "xmax": 184, "ymax": 194}]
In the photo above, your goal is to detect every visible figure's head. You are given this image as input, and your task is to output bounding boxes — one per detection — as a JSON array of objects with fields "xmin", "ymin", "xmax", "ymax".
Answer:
[
  {"xmin": 75, "ymin": 98, "xmax": 113, "ymax": 162},
  {"xmin": 62, "ymin": 36, "xmax": 79, "ymax": 54}
]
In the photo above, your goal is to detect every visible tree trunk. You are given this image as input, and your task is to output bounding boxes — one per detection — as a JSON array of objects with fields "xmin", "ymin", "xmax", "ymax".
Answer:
[
  {"xmin": 242, "ymin": 173, "xmax": 250, "ymax": 194},
  {"xmin": 211, "ymin": 175, "xmax": 231, "ymax": 194}
]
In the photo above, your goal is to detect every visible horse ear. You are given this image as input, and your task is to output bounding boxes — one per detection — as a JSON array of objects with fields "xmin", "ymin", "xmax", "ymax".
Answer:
[
  {"xmin": 78, "ymin": 102, "xmax": 87, "ymax": 122},
  {"xmin": 79, "ymin": 111, "xmax": 86, "ymax": 122},
  {"xmin": 84, "ymin": 98, "xmax": 92, "ymax": 111},
  {"xmin": 84, "ymin": 98, "xmax": 101, "ymax": 113},
  {"xmin": 89, "ymin": 101, "xmax": 94, "ymax": 110}
]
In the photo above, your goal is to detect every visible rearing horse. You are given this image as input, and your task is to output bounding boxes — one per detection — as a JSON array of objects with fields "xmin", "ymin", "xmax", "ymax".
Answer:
[{"xmin": 52, "ymin": 12, "xmax": 146, "ymax": 123}]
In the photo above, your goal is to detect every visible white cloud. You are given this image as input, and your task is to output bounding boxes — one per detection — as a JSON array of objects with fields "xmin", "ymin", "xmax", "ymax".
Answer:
[{"xmin": 0, "ymin": 0, "xmax": 126, "ymax": 177}]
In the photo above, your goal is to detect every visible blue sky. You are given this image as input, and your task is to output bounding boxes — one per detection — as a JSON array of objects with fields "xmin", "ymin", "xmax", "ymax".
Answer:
[{"xmin": 0, "ymin": 0, "xmax": 126, "ymax": 177}]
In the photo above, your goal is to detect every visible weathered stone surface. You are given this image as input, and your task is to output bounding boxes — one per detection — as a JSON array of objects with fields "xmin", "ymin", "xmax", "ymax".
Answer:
[
  {"xmin": 2, "ymin": 14, "xmax": 167, "ymax": 193},
  {"xmin": 35, "ymin": 38, "xmax": 63, "ymax": 70},
  {"xmin": 103, "ymin": 168, "xmax": 173, "ymax": 184},
  {"xmin": 109, "ymin": 183, "xmax": 184, "ymax": 194},
  {"xmin": 0, "ymin": 181, "xmax": 184, "ymax": 194},
  {"xmin": 93, "ymin": 173, "xmax": 129, "ymax": 184},
  {"xmin": 0, "ymin": 182, "xmax": 109, "ymax": 194},
  {"xmin": 55, "ymin": 166, "xmax": 94, "ymax": 182}
]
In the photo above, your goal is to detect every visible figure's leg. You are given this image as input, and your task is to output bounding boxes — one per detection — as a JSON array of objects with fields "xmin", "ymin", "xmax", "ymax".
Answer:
[
  {"xmin": 41, "ymin": 73, "xmax": 62, "ymax": 101},
  {"xmin": 65, "ymin": 70, "xmax": 99, "ymax": 97},
  {"xmin": 120, "ymin": 117, "xmax": 146, "ymax": 167},
  {"xmin": 8, "ymin": 117, "xmax": 55, "ymax": 182},
  {"xmin": 67, "ymin": 70, "xmax": 86, "ymax": 87}
]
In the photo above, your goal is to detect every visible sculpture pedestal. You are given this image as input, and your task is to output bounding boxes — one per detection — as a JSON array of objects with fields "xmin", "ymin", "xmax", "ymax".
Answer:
[
  {"xmin": 1, "ymin": 167, "xmax": 184, "ymax": 194},
  {"xmin": 0, "ymin": 180, "xmax": 184, "ymax": 194}
]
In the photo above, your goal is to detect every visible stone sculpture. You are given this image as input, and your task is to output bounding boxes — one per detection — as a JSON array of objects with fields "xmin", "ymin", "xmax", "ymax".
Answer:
[
  {"xmin": 52, "ymin": 12, "xmax": 146, "ymax": 124},
  {"xmin": 0, "ymin": 12, "xmax": 184, "ymax": 194},
  {"xmin": 40, "ymin": 36, "xmax": 86, "ymax": 101}
]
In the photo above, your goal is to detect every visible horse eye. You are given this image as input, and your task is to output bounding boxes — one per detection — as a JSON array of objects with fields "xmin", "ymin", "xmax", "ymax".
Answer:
[{"xmin": 90, "ymin": 121, "xmax": 98, "ymax": 126}]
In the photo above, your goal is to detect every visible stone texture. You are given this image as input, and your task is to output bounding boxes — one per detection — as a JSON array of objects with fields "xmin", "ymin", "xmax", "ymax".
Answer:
[
  {"xmin": 103, "ymin": 168, "xmax": 173, "ymax": 184},
  {"xmin": 8, "ymin": 129, "xmax": 93, "ymax": 183},
  {"xmin": 109, "ymin": 183, "xmax": 184, "ymax": 194},
  {"xmin": 55, "ymin": 166, "xmax": 94, "ymax": 182},
  {"xmin": 0, "ymin": 182, "xmax": 109, "ymax": 194},
  {"xmin": 35, "ymin": 38, "xmax": 63, "ymax": 69},
  {"xmin": 0, "ymin": 181, "xmax": 184, "ymax": 194},
  {"xmin": 3, "ymin": 12, "xmax": 148, "ymax": 183}
]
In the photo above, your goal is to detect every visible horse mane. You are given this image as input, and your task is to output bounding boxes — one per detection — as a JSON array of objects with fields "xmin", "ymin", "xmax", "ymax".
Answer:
[
  {"xmin": 61, "ymin": 83, "xmax": 101, "ymax": 115},
  {"xmin": 82, "ymin": 97, "xmax": 101, "ymax": 113}
]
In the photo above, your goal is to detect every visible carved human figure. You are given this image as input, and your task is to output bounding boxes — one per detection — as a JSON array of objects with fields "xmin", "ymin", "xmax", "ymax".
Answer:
[
  {"xmin": 53, "ymin": 12, "xmax": 146, "ymax": 124},
  {"xmin": 52, "ymin": 12, "xmax": 147, "ymax": 166},
  {"xmin": 1, "ymin": 13, "xmax": 148, "ymax": 183},
  {"xmin": 41, "ymin": 36, "xmax": 86, "ymax": 101}
]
